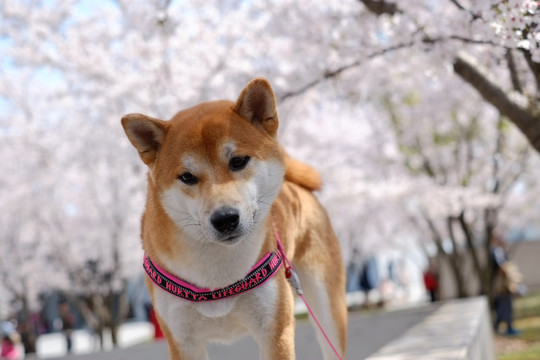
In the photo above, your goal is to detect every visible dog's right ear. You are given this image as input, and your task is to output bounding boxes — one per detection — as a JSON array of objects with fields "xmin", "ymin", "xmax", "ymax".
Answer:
[{"xmin": 121, "ymin": 114, "xmax": 169, "ymax": 165}]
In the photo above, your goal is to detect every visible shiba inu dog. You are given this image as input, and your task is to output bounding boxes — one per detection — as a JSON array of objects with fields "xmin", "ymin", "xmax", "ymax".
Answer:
[{"xmin": 121, "ymin": 78, "xmax": 347, "ymax": 360}]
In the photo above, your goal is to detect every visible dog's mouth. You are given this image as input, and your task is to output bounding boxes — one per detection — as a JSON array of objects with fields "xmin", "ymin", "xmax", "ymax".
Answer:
[
  {"xmin": 216, "ymin": 232, "xmax": 243, "ymax": 245},
  {"xmin": 223, "ymin": 234, "xmax": 240, "ymax": 242}
]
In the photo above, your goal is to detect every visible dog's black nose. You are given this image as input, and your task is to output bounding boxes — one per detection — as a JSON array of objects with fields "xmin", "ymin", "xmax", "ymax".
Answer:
[{"xmin": 210, "ymin": 207, "xmax": 240, "ymax": 233}]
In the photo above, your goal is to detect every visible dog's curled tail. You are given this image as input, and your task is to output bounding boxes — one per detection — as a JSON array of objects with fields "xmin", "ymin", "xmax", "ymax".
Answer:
[{"xmin": 283, "ymin": 150, "xmax": 322, "ymax": 192}]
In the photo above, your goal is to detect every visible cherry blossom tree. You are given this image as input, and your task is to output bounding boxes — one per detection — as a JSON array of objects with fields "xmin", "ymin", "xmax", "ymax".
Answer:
[
  {"xmin": 1, "ymin": 1, "xmax": 540, "ymax": 354},
  {"xmin": 273, "ymin": 0, "xmax": 540, "ymax": 297},
  {"xmin": 328, "ymin": 0, "xmax": 540, "ymax": 298}
]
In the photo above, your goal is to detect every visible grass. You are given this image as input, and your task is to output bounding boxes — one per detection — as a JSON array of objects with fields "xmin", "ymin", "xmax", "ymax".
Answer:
[
  {"xmin": 496, "ymin": 289, "xmax": 540, "ymax": 360},
  {"xmin": 514, "ymin": 290, "xmax": 540, "ymax": 318},
  {"xmin": 498, "ymin": 343, "xmax": 540, "ymax": 360},
  {"xmin": 514, "ymin": 316, "xmax": 540, "ymax": 342}
]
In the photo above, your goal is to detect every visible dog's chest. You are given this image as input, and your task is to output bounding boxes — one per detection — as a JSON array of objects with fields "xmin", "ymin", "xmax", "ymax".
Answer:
[{"xmin": 153, "ymin": 277, "xmax": 279, "ymax": 344}]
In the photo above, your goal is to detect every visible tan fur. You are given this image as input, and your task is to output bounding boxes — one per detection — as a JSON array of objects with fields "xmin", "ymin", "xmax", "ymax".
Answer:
[{"xmin": 122, "ymin": 78, "xmax": 347, "ymax": 360}]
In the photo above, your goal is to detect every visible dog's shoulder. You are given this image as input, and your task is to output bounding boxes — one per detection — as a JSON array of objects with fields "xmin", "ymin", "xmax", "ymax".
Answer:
[{"xmin": 282, "ymin": 150, "xmax": 322, "ymax": 192}]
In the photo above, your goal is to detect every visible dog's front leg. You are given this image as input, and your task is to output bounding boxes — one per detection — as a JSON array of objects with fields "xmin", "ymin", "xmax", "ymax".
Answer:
[
  {"xmin": 263, "ymin": 316, "xmax": 296, "ymax": 360},
  {"xmin": 156, "ymin": 311, "xmax": 209, "ymax": 360},
  {"xmin": 167, "ymin": 341, "xmax": 209, "ymax": 360},
  {"xmin": 162, "ymin": 332, "xmax": 209, "ymax": 360},
  {"xmin": 250, "ymin": 276, "xmax": 296, "ymax": 360}
]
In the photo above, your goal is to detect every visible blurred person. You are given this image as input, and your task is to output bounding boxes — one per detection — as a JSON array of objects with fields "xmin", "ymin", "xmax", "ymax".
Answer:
[
  {"xmin": 59, "ymin": 300, "xmax": 75, "ymax": 352},
  {"xmin": 346, "ymin": 248, "xmax": 362, "ymax": 292},
  {"xmin": 423, "ymin": 261, "xmax": 439, "ymax": 302},
  {"xmin": 147, "ymin": 305, "xmax": 165, "ymax": 340},
  {"xmin": 1, "ymin": 321, "xmax": 21, "ymax": 360},
  {"xmin": 359, "ymin": 256, "xmax": 379, "ymax": 308},
  {"xmin": 491, "ymin": 234, "xmax": 522, "ymax": 336}
]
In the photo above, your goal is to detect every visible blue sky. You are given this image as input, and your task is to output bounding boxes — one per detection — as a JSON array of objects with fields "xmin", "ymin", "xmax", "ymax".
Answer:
[{"xmin": 0, "ymin": 0, "xmax": 120, "ymax": 123}]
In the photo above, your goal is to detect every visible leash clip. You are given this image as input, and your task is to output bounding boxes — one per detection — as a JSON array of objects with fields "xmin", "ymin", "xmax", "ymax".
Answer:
[{"xmin": 285, "ymin": 267, "xmax": 303, "ymax": 295}]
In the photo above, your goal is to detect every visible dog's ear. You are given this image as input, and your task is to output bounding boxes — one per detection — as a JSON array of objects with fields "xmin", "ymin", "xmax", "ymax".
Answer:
[
  {"xmin": 121, "ymin": 113, "xmax": 169, "ymax": 165},
  {"xmin": 234, "ymin": 78, "xmax": 278, "ymax": 137}
]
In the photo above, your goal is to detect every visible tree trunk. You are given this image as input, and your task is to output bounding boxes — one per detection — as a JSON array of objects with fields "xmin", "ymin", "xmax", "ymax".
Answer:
[
  {"xmin": 110, "ymin": 324, "xmax": 119, "ymax": 346},
  {"xmin": 424, "ymin": 213, "xmax": 468, "ymax": 298},
  {"xmin": 19, "ymin": 294, "xmax": 37, "ymax": 355},
  {"xmin": 456, "ymin": 213, "xmax": 487, "ymax": 295},
  {"xmin": 445, "ymin": 252, "xmax": 468, "ymax": 298}
]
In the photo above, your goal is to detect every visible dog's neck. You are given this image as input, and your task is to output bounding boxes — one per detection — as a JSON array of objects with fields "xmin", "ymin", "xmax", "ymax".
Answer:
[{"xmin": 144, "ymin": 249, "xmax": 283, "ymax": 302}]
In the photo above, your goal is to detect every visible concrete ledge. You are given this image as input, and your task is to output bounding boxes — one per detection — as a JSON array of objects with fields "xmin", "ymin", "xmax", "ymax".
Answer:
[{"xmin": 365, "ymin": 297, "xmax": 495, "ymax": 360}]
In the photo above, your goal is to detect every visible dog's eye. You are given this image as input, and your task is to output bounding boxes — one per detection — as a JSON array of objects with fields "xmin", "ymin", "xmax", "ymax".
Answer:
[
  {"xmin": 229, "ymin": 156, "xmax": 250, "ymax": 171},
  {"xmin": 178, "ymin": 172, "xmax": 198, "ymax": 185}
]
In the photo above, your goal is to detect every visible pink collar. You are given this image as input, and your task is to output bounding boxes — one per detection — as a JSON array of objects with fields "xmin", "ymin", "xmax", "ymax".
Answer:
[{"xmin": 144, "ymin": 250, "xmax": 283, "ymax": 302}]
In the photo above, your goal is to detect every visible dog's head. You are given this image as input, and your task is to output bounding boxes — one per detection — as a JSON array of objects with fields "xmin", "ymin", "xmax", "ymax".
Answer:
[{"xmin": 122, "ymin": 78, "xmax": 285, "ymax": 246}]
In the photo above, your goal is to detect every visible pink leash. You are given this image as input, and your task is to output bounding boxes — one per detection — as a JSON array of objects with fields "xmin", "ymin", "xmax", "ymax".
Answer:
[{"xmin": 273, "ymin": 224, "xmax": 344, "ymax": 360}]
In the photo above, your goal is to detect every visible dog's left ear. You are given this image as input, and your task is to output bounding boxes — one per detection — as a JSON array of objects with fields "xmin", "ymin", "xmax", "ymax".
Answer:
[{"xmin": 234, "ymin": 78, "xmax": 278, "ymax": 137}]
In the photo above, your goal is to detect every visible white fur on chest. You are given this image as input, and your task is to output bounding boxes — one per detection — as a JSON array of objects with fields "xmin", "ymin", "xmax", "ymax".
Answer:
[
  {"xmin": 156, "ymin": 224, "xmax": 268, "ymax": 290},
  {"xmin": 153, "ymin": 276, "xmax": 279, "ymax": 345}
]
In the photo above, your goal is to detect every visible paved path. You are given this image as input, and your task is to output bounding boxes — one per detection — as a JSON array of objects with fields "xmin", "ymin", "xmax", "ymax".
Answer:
[{"xmin": 46, "ymin": 304, "xmax": 437, "ymax": 360}]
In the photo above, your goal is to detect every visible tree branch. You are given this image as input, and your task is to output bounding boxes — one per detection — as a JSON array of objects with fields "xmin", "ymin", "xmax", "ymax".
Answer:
[
  {"xmin": 453, "ymin": 52, "xmax": 540, "ymax": 152},
  {"xmin": 278, "ymin": 41, "xmax": 415, "ymax": 102},
  {"xmin": 506, "ymin": 49, "xmax": 523, "ymax": 93},
  {"xmin": 358, "ymin": 0, "xmax": 400, "ymax": 16},
  {"xmin": 426, "ymin": 35, "xmax": 502, "ymax": 47},
  {"xmin": 447, "ymin": 0, "xmax": 481, "ymax": 21},
  {"xmin": 520, "ymin": 48, "xmax": 540, "ymax": 96},
  {"xmin": 279, "ymin": 33, "xmax": 500, "ymax": 104}
]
